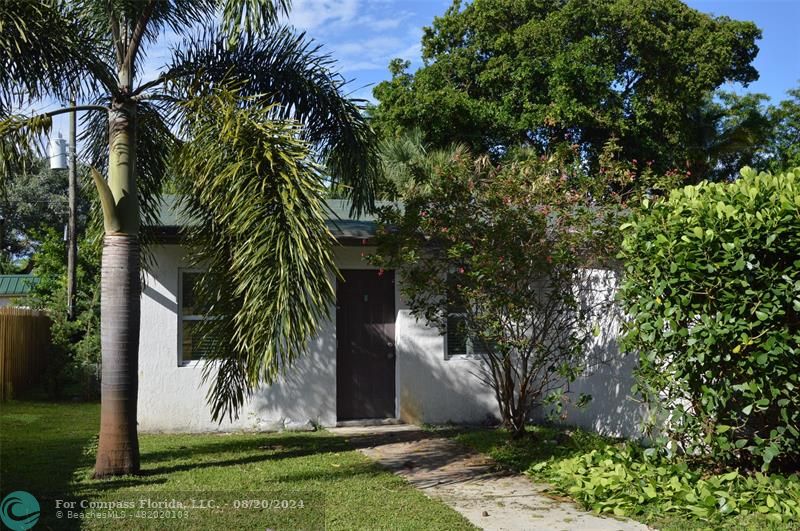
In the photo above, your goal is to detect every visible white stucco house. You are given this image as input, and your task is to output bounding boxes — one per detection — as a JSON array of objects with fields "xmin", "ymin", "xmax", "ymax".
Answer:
[{"xmin": 138, "ymin": 198, "xmax": 643, "ymax": 437}]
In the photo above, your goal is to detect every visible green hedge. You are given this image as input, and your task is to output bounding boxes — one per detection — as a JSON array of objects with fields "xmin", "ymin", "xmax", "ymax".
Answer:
[{"xmin": 618, "ymin": 167, "xmax": 800, "ymax": 472}]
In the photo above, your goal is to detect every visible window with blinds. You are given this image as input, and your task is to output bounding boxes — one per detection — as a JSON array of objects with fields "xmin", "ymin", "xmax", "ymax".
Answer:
[
  {"xmin": 179, "ymin": 270, "xmax": 216, "ymax": 363},
  {"xmin": 445, "ymin": 305, "xmax": 486, "ymax": 359}
]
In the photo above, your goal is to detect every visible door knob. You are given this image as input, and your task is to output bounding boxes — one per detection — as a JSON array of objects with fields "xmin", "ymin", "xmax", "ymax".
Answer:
[{"xmin": 387, "ymin": 341, "xmax": 394, "ymax": 348}]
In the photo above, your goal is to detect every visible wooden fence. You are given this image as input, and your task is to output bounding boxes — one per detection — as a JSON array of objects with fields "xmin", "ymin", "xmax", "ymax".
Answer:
[{"xmin": 0, "ymin": 307, "xmax": 51, "ymax": 400}]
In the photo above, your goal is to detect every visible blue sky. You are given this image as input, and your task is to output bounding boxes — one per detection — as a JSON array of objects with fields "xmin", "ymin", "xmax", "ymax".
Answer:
[{"xmin": 44, "ymin": 0, "xmax": 799, "ymax": 137}]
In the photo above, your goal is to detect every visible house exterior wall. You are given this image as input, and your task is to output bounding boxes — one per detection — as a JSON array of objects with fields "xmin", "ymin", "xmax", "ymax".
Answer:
[
  {"xmin": 137, "ymin": 244, "xmax": 497, "ymax": 432},
  {"xmin": 530, "ymin": 271, "xmax": 647, "ymax": 440},
  {"xmin": 138, "ymin": 245, "xmax": 640, "ymax": 437}
]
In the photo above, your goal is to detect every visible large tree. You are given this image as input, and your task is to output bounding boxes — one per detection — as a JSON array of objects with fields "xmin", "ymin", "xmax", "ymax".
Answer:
[
  {"xmin": 1, "ymin": 0, "xmax": 376, "ymax": 477},
  {"xmin": 371, "ymin": 0, "xmax": 760, "ymax": 178},
  {"xmin": 0, "ymin": 158, "xmax": 93, "ymax": 268}
]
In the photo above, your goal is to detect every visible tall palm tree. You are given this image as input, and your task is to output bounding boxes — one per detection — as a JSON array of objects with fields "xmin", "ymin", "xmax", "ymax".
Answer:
[{"xmin": 1, "ymin": 0, "xmax": 376, "ymax": 478}]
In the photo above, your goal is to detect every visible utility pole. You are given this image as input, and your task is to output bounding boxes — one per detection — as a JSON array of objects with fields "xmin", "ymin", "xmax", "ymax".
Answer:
[{"xmin": 66, "ymin": 99, "xmax": 77, "ymax": 321}]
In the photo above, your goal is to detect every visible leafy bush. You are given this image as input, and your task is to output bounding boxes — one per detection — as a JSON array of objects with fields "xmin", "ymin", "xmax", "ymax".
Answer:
[
  {"xmin": 29, "ymin": 226, "xmax": 101, "ymax": 399},
  {"xmin": 535, "ymin": 443, "xmax": 800, "ymax": 525},
  {"xmin": 618, "ymin": 167, "xmax": 800, "ymax": 472},
  {"xmin": 372, "ymin": 149, "xmax": 629, "ymax": 437}
]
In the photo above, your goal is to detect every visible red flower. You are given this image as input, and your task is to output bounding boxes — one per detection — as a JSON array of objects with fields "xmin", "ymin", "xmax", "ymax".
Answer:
[
  {"xmin": 458, "ymin": 267, "xmax": 465, "ymax": 274},
  {"xmin": 378, "ymin": 268, "xmax": 385, "ymax": 277},
  {"xmin": 546, "ymin": 255, "xmax": 553, "ymax": 264}
]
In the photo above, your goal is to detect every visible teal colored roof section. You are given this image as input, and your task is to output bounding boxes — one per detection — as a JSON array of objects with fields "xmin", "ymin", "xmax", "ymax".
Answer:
[
  {"xmin": 0, "ymin": 275, "xmax": 39, "ymax": 296},
  {"xmin": 151, "ymin": 195, "xmax": 398, "ymax": 240},
  {"xmin": 153, "ymin": 194, "xmax": 187, "ymax": 227},
  {"xmin": 324, "ymin": 199, "xmax": 397, "ymax": 240}
]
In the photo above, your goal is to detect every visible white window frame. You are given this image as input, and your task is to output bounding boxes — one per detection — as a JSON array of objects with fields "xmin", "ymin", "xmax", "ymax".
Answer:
[{"xmin": 178, "ymin": 268, "xmax": 210, "ymax": 366}]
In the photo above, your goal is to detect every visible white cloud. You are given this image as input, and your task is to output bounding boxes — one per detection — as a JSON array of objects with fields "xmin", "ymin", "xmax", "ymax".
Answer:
[
  {"xmin": 286, "ymin": 0, "xmax": 360, "ymax": 32},
  {"xmin": 353, "ymin": 11, "xmax": 414, "ymax": 32}
]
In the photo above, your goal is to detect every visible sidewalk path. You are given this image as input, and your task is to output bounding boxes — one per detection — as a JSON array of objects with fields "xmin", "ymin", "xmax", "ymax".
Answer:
[{"xmin": 331, "ymin": 425, "xmax": 651, "ymax": 531}]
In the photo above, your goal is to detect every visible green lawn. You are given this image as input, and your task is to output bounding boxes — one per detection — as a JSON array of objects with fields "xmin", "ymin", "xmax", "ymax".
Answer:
[
  {"xmin": 453, "ymin": 426, "xmax": 797, "ymax": 531},
  {"xmin": 0, "ymin": 401, "xmax": 473, "ymax": 530}
]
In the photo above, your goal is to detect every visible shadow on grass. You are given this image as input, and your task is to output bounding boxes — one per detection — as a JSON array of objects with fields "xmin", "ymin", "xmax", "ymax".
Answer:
[{"xmin": 0, "ymin": 401, "xmax": 100, "ymax": 496}]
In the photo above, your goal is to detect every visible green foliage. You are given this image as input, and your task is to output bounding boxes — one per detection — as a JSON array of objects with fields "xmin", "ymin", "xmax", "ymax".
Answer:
[
  {"xmin": 768, "ymin": 88, "xmax": 800, "ymax": 172},
  {"xmin": 540, "ymin": 443, "xmax": 800, "ymax": 525},
  {"xmin": 455, "ymin": 425, "xmax": 612, "ymax": 473},
  {"xmin": 0, "ymin": 0, "xmax": 107, "ymax": 115},
  {"xmin": 164, "ymin": 24, "xmax": 379, "ymax": 215},
  {"xmin": 690, "ymin": 92, "xmax": 775, "ymax": 182},
  {"xmin": 375, "ymin": 129, "xmax": 471, "ymax": 200},
  {"xmin": 618, "ymin": 167, "xmax": 800, "ymax": 472},
  {"xmin": 3, "ymin": 0, "xmax": 379, "ymax": 425},
  {"xmin": 173, "ymin": 88, "xmax": 336, "ymax": 422},
  {"xmin": 457, "ymin": 426, "xmax": 799, "ymax": 528},
  {"xmin": 686, "ymin": 87, "xmax": 800, "ymax": 180},
  {"xmin": 371, "ymin": 0, "xmax": 761, "ymax": 178},
  {"xmin": 372, "ymin": 148, "xmax": 631, "ymax": 435},
  {"xmin": 1, "ymin": 158, "xmax": 92, "ymax": 262},
  {"xmin": 28, "ymin": 225, "xmax": 101, "ymax": 399}
]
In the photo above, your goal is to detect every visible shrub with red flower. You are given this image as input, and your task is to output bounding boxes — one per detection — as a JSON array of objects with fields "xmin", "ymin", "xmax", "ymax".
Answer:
[{"xmin": 371, "ymin": 149, "xmax": 634, "ymax": 437}]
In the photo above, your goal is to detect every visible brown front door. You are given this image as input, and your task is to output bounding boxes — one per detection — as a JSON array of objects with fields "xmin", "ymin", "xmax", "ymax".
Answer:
[{"xmin": 336, "ymin": 269, "xmax": 396, "ymax": 420}]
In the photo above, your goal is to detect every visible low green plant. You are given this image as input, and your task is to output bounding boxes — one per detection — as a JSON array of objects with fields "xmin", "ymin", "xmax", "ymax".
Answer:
[
  {"xmin": 536, "ymin": 443, "xmax": 800, "ymax": 526},
  {"xmin": 618, "ymin": 167, "xmax": 800, "ymax": 472},
  {"xmin": 456, "ymin": 426, "xmax": 800, "ymax": 529}
]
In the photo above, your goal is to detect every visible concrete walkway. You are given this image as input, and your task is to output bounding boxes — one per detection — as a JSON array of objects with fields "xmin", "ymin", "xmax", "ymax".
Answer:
[{"xmin": 331, "ymin": 425, "xmax": 651, "ymax": 531}]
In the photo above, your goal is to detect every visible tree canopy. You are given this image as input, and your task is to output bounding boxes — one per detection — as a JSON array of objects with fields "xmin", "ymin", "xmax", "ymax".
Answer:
[{"xmin": 371, "ymin": 0, "xmax": 761, "ymax": 178}]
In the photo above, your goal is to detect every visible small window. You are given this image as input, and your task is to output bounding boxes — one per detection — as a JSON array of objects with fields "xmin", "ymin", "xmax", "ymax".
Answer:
[
  {"xmin": 445, "ymin": 304, "xmax": 486, "ymax": 358},
  {"xmin": 179, "ymin": 270, "xmax": 215, "ymax": 363}
]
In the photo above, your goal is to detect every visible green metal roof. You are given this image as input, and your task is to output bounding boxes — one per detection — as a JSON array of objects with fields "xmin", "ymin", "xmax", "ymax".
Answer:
[
  {"xmin": 0, "ymin": 275, "xmax": 39, "ymax": 296},
  {"xmin": 151, "ymin": 195, "xmax": 398, "ymax": 241}
]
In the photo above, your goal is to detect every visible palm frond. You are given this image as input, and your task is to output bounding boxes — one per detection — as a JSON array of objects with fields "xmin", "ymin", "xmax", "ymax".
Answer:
[
  {"xmin": 220, "ymin": 0, "xmax": 291, "ymax": 43},
  {"xmin": 377, "ymin": 130, "xmax": 471, "ymax": 199},
  {"xmin": 0, "ymin": 0, "xmax": 116, "ymax": 114},
  {"xmin": 0, "ymin": 113, "xmax": 53, "ymax": 196},
  {"xmin": 172, "ymin": 88, "xmax": 336, "ymax": 421},
  {"xmin": 162, "ymin": 26, "xmax": 377, "ymax": 214}
]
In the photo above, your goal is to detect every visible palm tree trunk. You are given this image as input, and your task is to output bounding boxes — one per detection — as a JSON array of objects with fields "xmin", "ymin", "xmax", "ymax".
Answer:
[
  {"xmin": 94, "ymin": 234, "xmax": 141, "ymax": 477},
  {"xmin": 93, "ymin": 101, "xmax": 141, "ymax": 478}
]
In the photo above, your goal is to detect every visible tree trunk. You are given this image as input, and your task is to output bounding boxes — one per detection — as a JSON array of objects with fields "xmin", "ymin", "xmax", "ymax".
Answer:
[
  {"xmin": 94, "ymin": 234, "xmax": 141, "ymax": 477},
  {"xmin": 93, "ymin": 101, "xmax": 141, "ymax": 478}
]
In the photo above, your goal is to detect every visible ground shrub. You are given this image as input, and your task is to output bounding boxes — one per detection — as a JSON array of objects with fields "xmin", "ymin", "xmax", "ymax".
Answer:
[
  {"xmin": 537, "ymin": 443, "xmax": 800, "ymax": 525},
  {"xmin": 456, "ymin": 426, "xmax": 800, "ymax": 528},
  {"xmin": 618, "ymin": 167, "xmax": 800, "ymax": 472}
]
